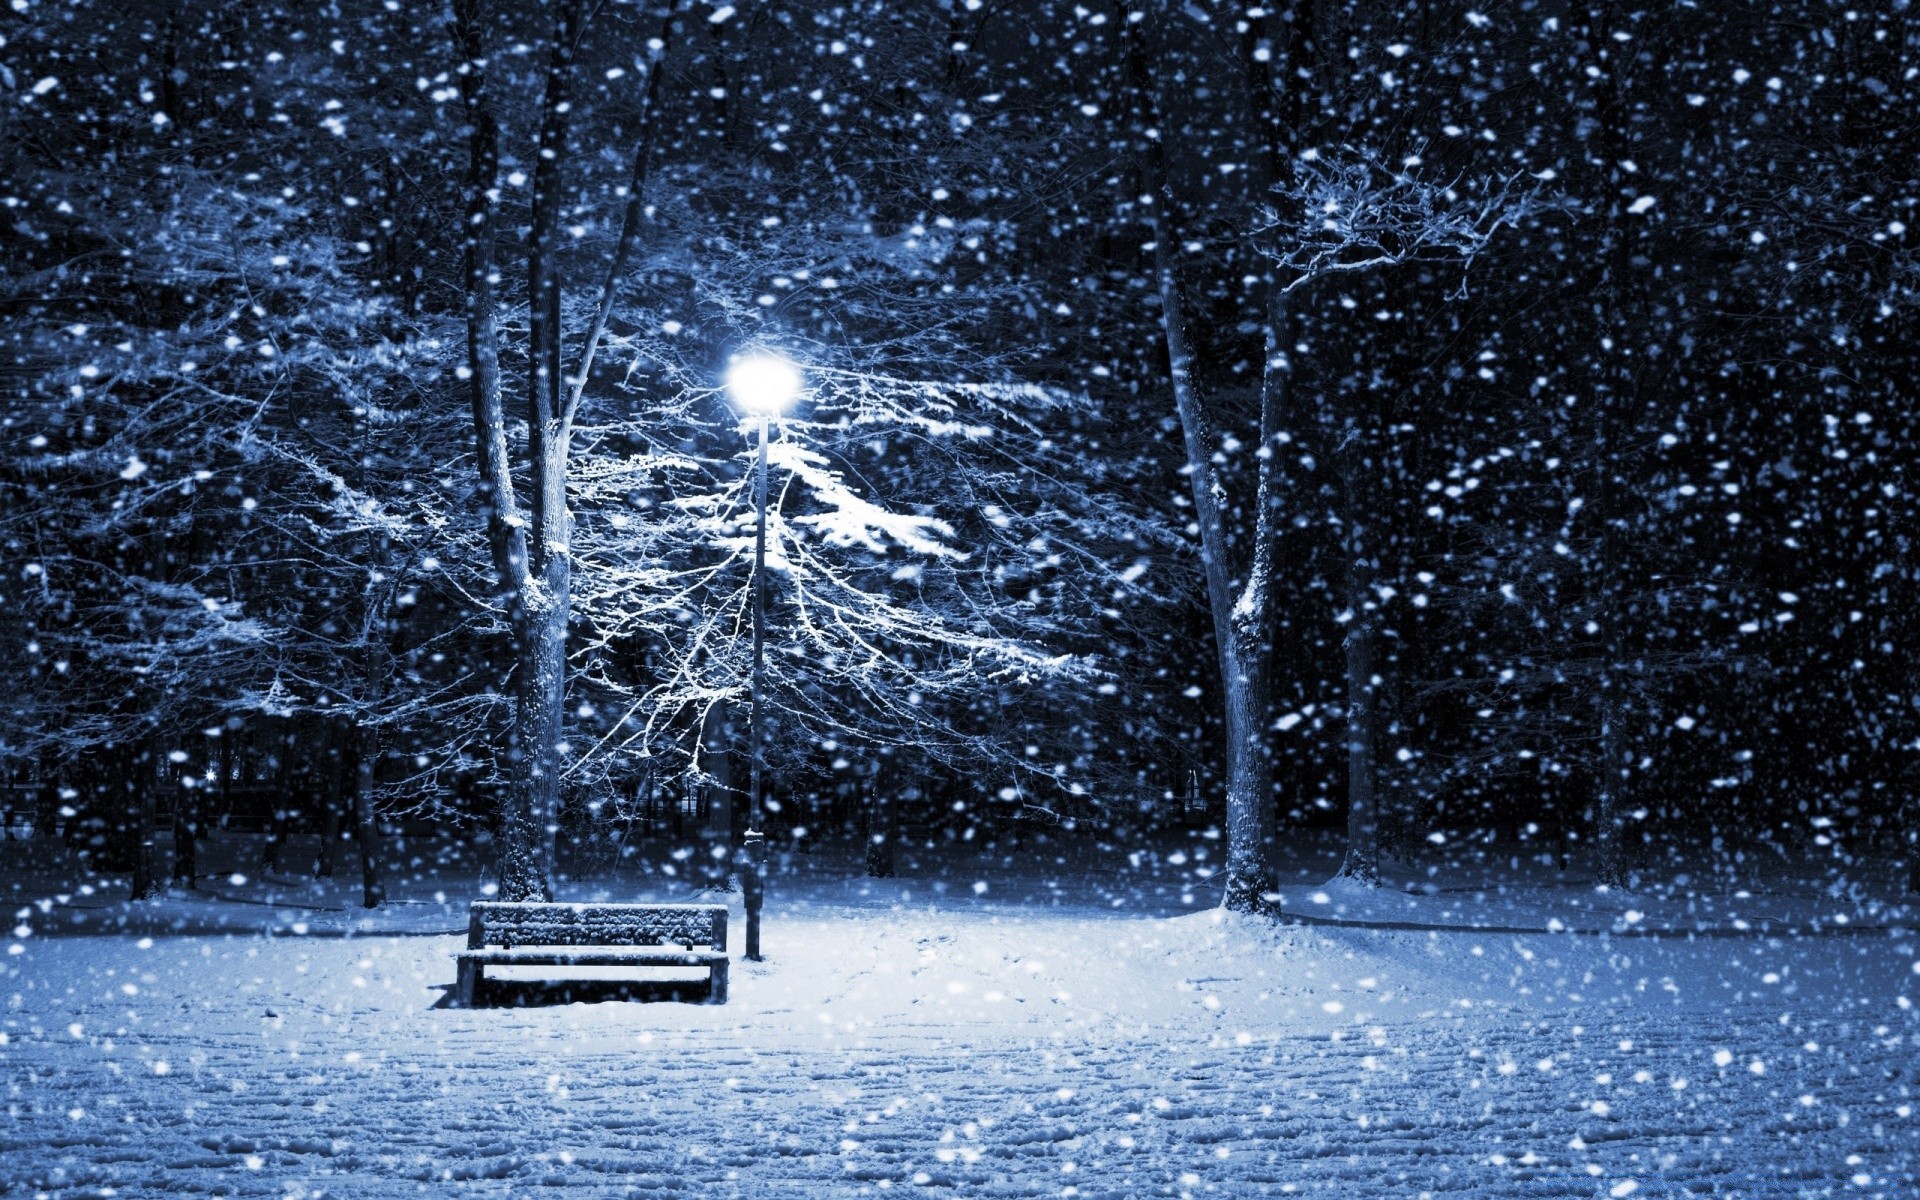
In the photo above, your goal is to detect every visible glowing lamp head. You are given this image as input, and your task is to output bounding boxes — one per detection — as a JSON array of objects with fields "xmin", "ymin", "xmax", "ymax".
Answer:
[{"xmin": 725, "ymin": 353, "xmax": 803, "ymax": 416}]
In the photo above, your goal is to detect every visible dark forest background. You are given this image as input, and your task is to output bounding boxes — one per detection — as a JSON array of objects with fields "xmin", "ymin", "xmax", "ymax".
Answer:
[{"xmin": 4, "ymin": 0, "xmax": 1917, "ymax": 901}]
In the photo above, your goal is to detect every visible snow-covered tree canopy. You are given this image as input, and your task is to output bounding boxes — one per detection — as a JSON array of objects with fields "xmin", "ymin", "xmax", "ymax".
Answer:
[{"xmin": 1, "ymin": 0, "xmax": 1916, "ymax": 901}]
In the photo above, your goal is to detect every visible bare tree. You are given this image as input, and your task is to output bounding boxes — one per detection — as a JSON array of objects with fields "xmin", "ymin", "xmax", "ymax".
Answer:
[
  {"xmin": 452, "ymin": 0, "xmax": 672, "ymax": 900},
  {"xmin": 1125, "ymin": 1, "xmax": 1283, "ymax": 912}
]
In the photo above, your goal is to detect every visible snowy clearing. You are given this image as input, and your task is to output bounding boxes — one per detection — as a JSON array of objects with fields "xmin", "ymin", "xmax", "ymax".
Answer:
[{"xmin": 5, "ymin": 889, "xmax": 1915, "ymax": 1198}]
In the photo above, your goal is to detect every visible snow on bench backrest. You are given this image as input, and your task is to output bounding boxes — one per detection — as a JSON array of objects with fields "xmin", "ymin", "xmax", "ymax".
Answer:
[{"xmin": 468, "ymin": 902, "xmax": 727, "ymax": 951}]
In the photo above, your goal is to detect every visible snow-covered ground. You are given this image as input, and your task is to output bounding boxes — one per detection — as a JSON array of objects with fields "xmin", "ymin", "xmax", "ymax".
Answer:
[{"xmin": 4, "ymin": 832, "xmax": 1916, "ymax": 1197}]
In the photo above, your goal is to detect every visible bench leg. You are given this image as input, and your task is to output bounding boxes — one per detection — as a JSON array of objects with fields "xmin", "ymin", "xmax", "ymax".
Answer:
[
  {"xmin": 455, "ymin": 957, "xmax": 481, "ymax": 1008},
  {"xmin": 708, "ymin": 958, "xmax": 729, "ymax": 1005}
]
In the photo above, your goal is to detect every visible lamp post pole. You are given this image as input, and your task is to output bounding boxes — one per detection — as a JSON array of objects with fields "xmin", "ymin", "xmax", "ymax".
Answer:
[
  {"xmin": 742, "ymin": 409, "xmax": 769, "ymax": 961},
  {"xmin": 725, "ymin": 351, "xmax": 797, "ymax": 964}
]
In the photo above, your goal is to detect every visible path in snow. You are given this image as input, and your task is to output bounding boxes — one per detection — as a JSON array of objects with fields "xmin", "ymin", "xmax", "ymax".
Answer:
[{"xmin": 4, "ymin": 907, "xmax": 1915, "ymax": 1198}]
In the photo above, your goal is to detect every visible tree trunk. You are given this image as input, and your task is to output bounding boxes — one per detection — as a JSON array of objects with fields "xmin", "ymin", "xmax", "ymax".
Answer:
[
  {"xmin": 455, "ymin": 0, "xmax": 535, "ymax": 900},
  {"xmin": 1590, "ymin": 372, "xmax": 1631, "ymax": 889},
  {"xmin": 171, "ymin": 775, "xmax": 197, "ymax": 888},
  {"xmin": 1130, "ymin": 6, "xmax": 1278, "ymax": 913},
  {"xmin": 698, "ymin": 699, "xmax": 736, "ymax": 888},
  {"xmin": 1906, "ymin": 808, "xmax": 1919, "ymax": 896},
  {"xmin": 312, "ymin": 725, "xmax": 342, "ymax": 879},
  {"xmin": 217, "ymin": 733, "xmax": 234, "ymax": 818},
  {"xmin": 311, "ymin": 793, "xmax": 339, "ymax": 878},
  {"xmin": 1337, "ymin": 422, "xmax": 1382, "ymax": 883},
  {"xmin": 1159, "ymin": 261, "xmax": 1274, "ymax": 910},
  {"xmin": 1370, "ymin": 609, "xmax": 1412, "ymax": 865},
  {"xmin": 1215, "ymin": 659, "xmax": 1272, "ymax": 910},
  {"xmin": 1592, "ymin": 677, "xmax": 1628, "ymax": 886},
  {"xmin": 864, "ymin": 768, "xmax": 895, "ymax": 878},
  {"xmin": 262, "ymin": 746, "xmax": 290, "ymax": 873},
  {"xmin": 1583, "ymin": 4, "xmax": 1640, "ymax": 893},
  {"xmin": 93, "ymin": 749, "xmax": 134, "ymax": 873},
  {"xmin": 455, "ymin": 0, "xmax": 601, "ymax": 904},
  {"xmin": 1341, "ymin": 552, "xmax": 1381, "ymax": 884},
  {"xmin": 351, "ymin": 727, "xmax": 385, "ymax": 908},
  {"xmin": 452, "ymin": 0, "xmax": 530, "ymax": 599},
  {"xmin": 128, "ymin": 750, "xmax": 159, "ymax": 901},
  {"xmin": 499, "ymin": 591, "xmax": 566, "ymax": 901}
]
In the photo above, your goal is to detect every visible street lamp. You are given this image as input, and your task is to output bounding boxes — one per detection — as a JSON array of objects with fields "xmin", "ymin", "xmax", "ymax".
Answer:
[{"xmin": 724, "ymin": 352, "xmax": 802, "ymax": 962}]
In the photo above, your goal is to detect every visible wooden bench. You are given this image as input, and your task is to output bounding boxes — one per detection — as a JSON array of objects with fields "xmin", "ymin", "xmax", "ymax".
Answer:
[{"xmin": 453, "ymin": 902, "xmax": 729, "ymax": 1006}]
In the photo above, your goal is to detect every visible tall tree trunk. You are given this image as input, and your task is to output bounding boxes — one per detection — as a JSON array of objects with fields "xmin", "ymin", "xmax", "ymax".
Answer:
[
  {"xmin": 455, "ymin": 0, "xmax": 637, "ymax": 903},
  {"xmin": 1593, "ymin": 675, "xmax": 1629, "ymax": 885},
  {"xmin": 311, "ymin": 723, "xmax": 342, "ymax": 879},
  {"xmin": 98, "ymin": 748, "xmax": 134, "ymax": 873},
  {"xmin": 864, "ymin": 765, "xmax": 894, "ymax": 878},
  {"xmin": 1157, "ymin": 265, "xmax": 1274, "ymax": 911},
  {"xmin": 500, "ymin": 593, "xmax": 567, "ymax": 900},
  {"xmin": 1340, "ymin": 514, "xmax": 1380, "ymax": 884},
  {"xmin": 1374, "ymin": 637, "xmax": 1415, "ymax": 864},
  {"xmin": 454, "ymin": 0, "xmax": 537, "ymax": 899},
  {"xmin": 453, "ymin": 0, "xmax": 530, "ymax": 602},
  {"xmin": 311, "ymin": 786, "xmax": 339, "ymax": 878},
  {"xmin": 217, "ymin": 732, "xmax": 234, "ymax": 818},
  {"xmin": 700, "ymin": 699, "xmax": 735, "ymax": 887},
  {"xmin": 1585, "ymin": 2, "xmax": 1638, "ymax": 891},
  {"xmin": 262, "ymin": 735, "xmax": 292, "ymax": 873},
  {"xmin": 1341, "ymin": 641, "xmax": 1381, "ymax": 882},
  {"xmin": 1131, "ymin": 4, "xmax": 1278, "ymax": 912},
  {"xmin": 171, "ymin": 772, "xmax": 197, "ymax": 888},
  {"xmin": 1590, "ymin": 356, "xmax": 1631, "ymax": 888},
  {"xmin": 128, "ymin": 748, "xmax": 159, "ymax": 900},
  {"xmin": 507, "ymin": 0, "xmax": 591, "ymax": 904},
  {"xmin": 1905, "ymin": 796, "xmax": 1919, "ymax": 895},
  {"xmin": 351, "ymin": 724, "xmax": 385, "ymax": 908}
]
